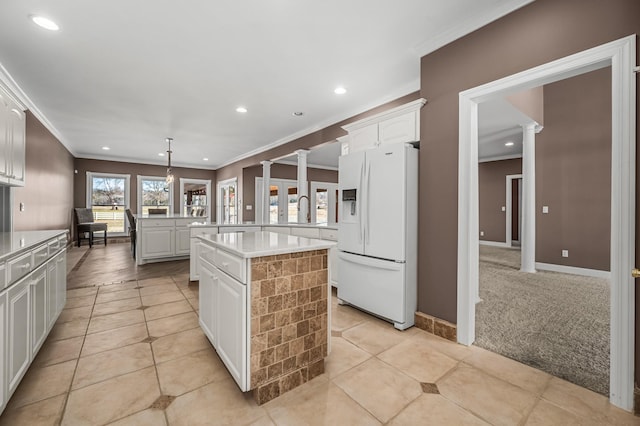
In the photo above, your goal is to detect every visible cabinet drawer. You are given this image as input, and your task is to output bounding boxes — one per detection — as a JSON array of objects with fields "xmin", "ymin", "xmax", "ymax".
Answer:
[
  {"xmin": 190, "ymin": 226, "xmax": 218, "ymax": 238},
  {"xmin": 319, "ymin": 228, "xmax": 338, "ymax": 241},
  {"xmin": 7, "ymin": 251, "xmax": 32, "ymax": 284},
  {"xmin": 290, "ymin": 227, "xmax": 320, "ymax": 239},
  {"xmin": 214, "ymin": 248, "xmax": 246, "ymax": 283},
  {"xmin": 58, "ymin": 235, "xmax": 67, "ymax": 245},
  {"xmin": 199, "ymin": 243, "xmax": 216, "ymax": 266},
  {"xmin": 48, "ymin": 238, "xmax": 61, "ymax": 255},
  {"xmin": 140, "ymin": 219, "xmax": 175, "ymax": 228},
  {"xmin": 32, "ymin": 244, "xmax": 49, "ymax": 268},
  {"xmin": 176, "ymin": 218, "xmax": 204, "ymax": 227}
]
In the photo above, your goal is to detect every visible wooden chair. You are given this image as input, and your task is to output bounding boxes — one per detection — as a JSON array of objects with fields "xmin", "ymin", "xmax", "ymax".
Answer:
[
  {"xmin": 74, "ymin": 208, "xmax": 108, "ymax": 248},
  {"xmin": 125, "ymin": 209, "xmax": 136, "ymax": 259}
]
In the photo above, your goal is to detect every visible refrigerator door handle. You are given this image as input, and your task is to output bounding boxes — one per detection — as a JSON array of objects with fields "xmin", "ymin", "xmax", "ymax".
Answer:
[
  {"xmin": 358, "ymin": 162, "xmax": 364, "ymax": 244},
  {"xmin": 338, "ymin": 251, "xmax": 403, "ymax": 271},
  {"xmin": 365, "ymin": 160, "xmax": 371, "ymax": 245}
]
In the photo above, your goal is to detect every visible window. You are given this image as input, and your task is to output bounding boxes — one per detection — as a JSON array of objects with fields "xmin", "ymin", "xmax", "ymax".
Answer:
[
  {"xmin": 255, "ymin": 178, "xmax": 300, "ymax": 224},
  {"xmin": 311, "ymin": 182, "xmax": 339, "ymax": 225},
  {"xmin": 217, "ymin": 178, "xmax": 238, "ymax": 224},
  {"xmin": 86, "ymin": 172, "xmax": 130, "ymax": 235},
  {"xmin": 181, "ymin": 178, "xmax": 211, "ymax": 218},
  {"xmin": 137, "ymin": 176, "xmax": 173, "ymax": 215}
]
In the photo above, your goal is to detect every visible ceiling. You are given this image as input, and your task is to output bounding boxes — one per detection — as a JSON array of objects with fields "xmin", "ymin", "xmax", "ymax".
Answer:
[
  {"xmin": 478, "ymin": 98, "xmax": 537, "ymax": 161},
  {"xmin": 0, "ymin": 0, "xmax": 533, "ymax": 170}
]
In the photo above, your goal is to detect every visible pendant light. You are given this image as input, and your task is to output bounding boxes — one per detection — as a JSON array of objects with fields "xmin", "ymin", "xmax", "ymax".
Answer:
[{"xmin": 165, "ymin": 137, "xmax": 174, "ymax": 184}]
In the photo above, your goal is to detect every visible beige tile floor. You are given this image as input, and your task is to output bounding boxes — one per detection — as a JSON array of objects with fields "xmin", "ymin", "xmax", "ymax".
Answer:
[{"xmin": 1, "ymin": 273, "xmax": 639, "ymax": 425}]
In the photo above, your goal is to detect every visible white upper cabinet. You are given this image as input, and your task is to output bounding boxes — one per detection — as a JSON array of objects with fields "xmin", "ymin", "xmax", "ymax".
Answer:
[
  {"xmin": 0, "ymin": 84, "xmax": 26, "ymax": 187},
  {"xmin": 342, "ymin": 98, "xmax": 426, "ymax": 154}
]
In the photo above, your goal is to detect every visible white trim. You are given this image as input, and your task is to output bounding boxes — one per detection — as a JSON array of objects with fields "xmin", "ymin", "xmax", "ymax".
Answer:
[
  {"xmin": 137, "ymin": 175, "xmax": 174, "ymax": 215},
  {"xmin": 479, "ymin": 153, "xmax": 523, "ymax": 163},
  {"xmin": 180, "ymin": 178, "xmax": 211, "ymax": 219},
  {"xmin": 457, "ymin": 35, "xmax": 636, "ymax": 410},
  {"xmin": 505, "ymin": 174, "xmax": 523, "ymax": 248},
  {"xmin": 535, "ymin": 263, "xmax": 611, "ymax": 279},
  {"xmin": 479, "ymin": 240, "xmax": 510, "ymax": 248},
  {"xmin": 413, "ymin": 0, "xmax": 535, "ymax": 57}
]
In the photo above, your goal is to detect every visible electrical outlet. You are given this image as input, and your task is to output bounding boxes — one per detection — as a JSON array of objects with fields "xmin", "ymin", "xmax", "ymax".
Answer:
[
  {"xmin": 19, "ymin": 202, "xmax": 25, "ymax": 212},
  {"xmin": 562, "ymin": 249, "xmax": 569, "ymax": 257},
  {"xmin": 501, "ymin": 206, "xmax": 506, "ymax": 212},
  {"xmin": 480, "ymin": 231, "xmax": 484, "ymax": 236}
]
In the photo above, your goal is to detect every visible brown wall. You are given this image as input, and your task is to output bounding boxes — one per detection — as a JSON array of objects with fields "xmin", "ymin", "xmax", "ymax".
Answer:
[
  {"xmin": 242, "ymin": 164, "xmax": 338, "ymax": 223},
  {"xmin": 73, "ymin": 158, "xmax": 216, "ymax": 219},
  {"xmin": 418, "ymin": 0, "xmax": 638, "ymax": 323},
  {"xmin": 12, "ymin": 111, "xmax": 75, "ymax": 235},
  {"xmin": 536, "ymin": 68, "xmax": 611, "ymax": 271},
  {"xmin": 418, "ymin": 0, "xmax": 639, "ymax": 381},
  {"xmin": 506, "ymin": 86, "xmax": 544, "ymax": 126},
  {"xmin": 478, "ymin": 158, "xmax": 522, "ymax": 243}
]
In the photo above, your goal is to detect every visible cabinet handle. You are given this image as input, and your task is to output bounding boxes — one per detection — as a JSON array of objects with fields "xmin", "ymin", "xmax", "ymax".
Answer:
[
  {"xmin": 21, "ymin": 262, "xmax": 31, "ymax": 270},
  {"xmin": 222, "ymin": 262, "xmax": 229, "ymax": 268},
  {"xmin": 37, "ymin": 252, "xmax": 48, "ymax": 258}
]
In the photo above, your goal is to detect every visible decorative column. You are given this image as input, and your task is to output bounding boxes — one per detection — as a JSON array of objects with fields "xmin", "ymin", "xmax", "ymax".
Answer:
[
  {"xmin": 296, "ymin": 150, "xmax": 310, "ymax": 223},
  {"xmin": 261, "ymin": 160, "xmax": 272, "ymax": 225},
  {"xmin": 521, "ymin": 123, "xmax": 537, "ymax": 273}
]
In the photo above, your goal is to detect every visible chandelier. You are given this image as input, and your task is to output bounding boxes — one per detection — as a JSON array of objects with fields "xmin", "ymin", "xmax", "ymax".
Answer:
[{"xmin": 165, "ymin": 137, "xmax": 174, "ymax": 184}]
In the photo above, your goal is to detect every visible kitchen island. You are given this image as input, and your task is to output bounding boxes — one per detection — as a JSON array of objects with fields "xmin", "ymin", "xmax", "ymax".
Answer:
[
  {"xmin": 135, "ymin": 214, "xmax": 208, "ymax": 265},
  {"xmin": 196, "ymin": 231, "xmax": 334, "ymax": 404}
]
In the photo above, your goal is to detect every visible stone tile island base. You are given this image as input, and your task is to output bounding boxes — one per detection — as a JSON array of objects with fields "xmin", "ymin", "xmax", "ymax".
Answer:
[
  {"xmin": 415, "ymin": 311, "xmax": 457, "ymax": 341},
  {"xmin": 249, "ymin": 249, "xmax": 329, "ymax": 405}
]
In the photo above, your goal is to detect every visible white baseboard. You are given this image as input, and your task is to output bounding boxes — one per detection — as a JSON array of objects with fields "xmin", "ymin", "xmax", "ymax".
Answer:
[
  {"xmin": 535, "ymin": 262, "xmax": 611, "ymax": 279},
  {"xmin": 479, "ymin": 240, "xmax": 510, "ymax": 248}
]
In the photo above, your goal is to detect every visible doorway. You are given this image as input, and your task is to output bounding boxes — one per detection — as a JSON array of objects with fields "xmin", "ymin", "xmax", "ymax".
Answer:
[
  {"xmin": 457, "ymin": 36, "xmax": 636, "ymax": 410},
  {"xmin": 505, "ymin": 174, "xmax": 522, "ymax": 247}
]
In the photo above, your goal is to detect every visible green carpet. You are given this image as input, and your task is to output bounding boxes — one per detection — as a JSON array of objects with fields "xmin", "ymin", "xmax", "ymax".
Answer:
[{"xmin": 475, "ymin": 245, "xmax": 609, "ymax": 396}]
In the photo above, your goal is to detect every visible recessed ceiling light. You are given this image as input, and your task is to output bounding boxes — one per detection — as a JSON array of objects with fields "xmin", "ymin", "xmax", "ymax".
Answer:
[
  {"xmin": 102, "ymin": 146, "xmax": 110, "ymax": 150},
  {"xmin": 30, "ymin": 15, "xmax": 59, "ymax": 31},
  {"xmin": 203, "ymin": 158, "xmax": 209, "ymax": 161},
  {"xmin": 505, "ymin": 141, "xmax": 515, "ymax": 147},
  {"xmin": 292, "ymin": 112, "xmax": 304, "ymax": 117},
  {"xmin": 236, "ymin": 107, "xmax": 247, "ymax": 113},
  {"xmin": 158, "ymin": 152, "xmax": 165, "ymax": 157},
  {"xmin": 334, "ymin": 86, "xmax": 347, "ymax": 95}
]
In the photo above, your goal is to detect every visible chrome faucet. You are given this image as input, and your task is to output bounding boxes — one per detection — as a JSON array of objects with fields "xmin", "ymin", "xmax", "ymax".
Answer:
[{"xmin": 297, "ymin": 195, "xmax": 311, "ymax": 223}]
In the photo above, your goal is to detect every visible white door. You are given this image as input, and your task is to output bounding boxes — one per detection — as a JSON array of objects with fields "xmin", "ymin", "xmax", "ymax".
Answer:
[
  {"xmin": 364, "ymin": 144, "xmax": 408, "ymax": 261},
  {"xmin": 56, "ymin": 252, "xmax": 66, "ymax": 316},
  {"xmin": 255, "ymin": 178, "xmax": 299, "ymax": 225},
  {"xmin": 8, "ymin": 277, "xmax": 30, "ymax": 394},
  {"xmin": 47, "ymin": 257, "xmax": 58, "ymax": 329},
  {"xmin": 311, "ymin": 182, "xmax": 339, "ymax": 225},
  {"xmin": 30, "ymin": 266, "xmax": 47, "ymax": 356},
  {"xmin": 0, "ymin": 90, "xmax": 9, "ymax": 180},
  {"xmin": 198, "ymin": 260, "xmax": 217, "ymax": 345},
  {"xmin": 0, "ymin": 291, "xmax": 6, "ymax": 412},
  {"xmin": 8, "ymin": 107, "xmax": 25, "ymax": 184},
  {"xmin": 216, "ymin": 271, "xmax": 247, "ymax": 391},
  {"xmin": 175, "ymin": 228, "xmax": 191, "ymax": 255},
  {"xmin": 338, "ymin": 150, "xmax": 364, "ymax": 254}
]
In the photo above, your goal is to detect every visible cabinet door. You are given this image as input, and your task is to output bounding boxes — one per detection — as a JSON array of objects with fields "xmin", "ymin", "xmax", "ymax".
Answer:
[
  {"xmin": 0, "ymin": 89, "xmax": 9, "ymax": 182},
  {"xmin": 198, "ymin": 260, "xmax": 217, "ymax": 345},
  {"xmin": 8, "ymin": 107, "xmax": 25, "ymax": 185},
  {"xmin": 140, "ymin": 228, "xmax": 174, "ymax": 258},
  {"xmin": 349, "ymin": 124, "xmax": 378, "ymax": 153},
  {"xmin": 47, "ymin": 257, "xmax": 58, "ymax": 330},
  {"xmin": 7, "ymin": 277, "xmax": 30, "ymax": 394},
  {"xmin": 216, "ymin": 271, "xmax": 247, "ymax": 391},
  {"xmin": 30, "ymin": 266, "xmax": 47, "ymax": 356},
  {"xmin": 0, "ymin": 291, "xmax": 7, "ymax": 412},
  {"xmin": 56, "ymin": 251, "xmax": 67, "ymax": 316},
  {"xmin": 378, "ymin": 111, "xmax": 418, "ymax": 145},
  {"xmin": 175, "ymin": 228, "xmax": 191, "ymax": 255}
]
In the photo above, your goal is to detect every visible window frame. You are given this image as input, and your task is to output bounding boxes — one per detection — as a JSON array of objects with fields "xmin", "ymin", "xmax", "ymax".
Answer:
[
  {"xmin": 86, "ymin": 171, "xmax": 131, "ymax": 236},
  {"xmin": 137, "ymin": 175, "xmax": 174, "ymax": 216}
]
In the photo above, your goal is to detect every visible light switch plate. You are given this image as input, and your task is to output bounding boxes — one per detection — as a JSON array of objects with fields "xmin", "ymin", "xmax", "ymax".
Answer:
[
  {"xmin": 562, "ymin": 249, "xmax": 569, "ymax": 257},
  {"xmin": 542, "ymin": 206, "xmax": 549, "ymax": 214},
  {"xmin": 246, "ymin": 205, "xmax": 252, "ymax": 210},
  {"xmin": 480, "ymin": 231, "xmax": 484, "ymax": 236},
  {"xmin": 501, "ymin": 206, "xmax": 506, "ymax": 212}
]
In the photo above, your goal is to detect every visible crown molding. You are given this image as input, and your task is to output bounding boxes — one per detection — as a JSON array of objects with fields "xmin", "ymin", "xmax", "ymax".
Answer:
[
  {"xmin": 412, "ymin": 0, "xmax": 536, "ymax": 57},
  {"xmin": 273, "ymin": 160, "xmax": 338, "ymax": 171},
  {"xmin": 75, "ymin": 153, "xmax": 217, "ymax": 171},
  {"xmin": 342, "ymin": 98, "xmax": 426, "ymax": 132},
  {"xmin": 0, "ymin": 63, "xmax": 76, "ymax": 156}
]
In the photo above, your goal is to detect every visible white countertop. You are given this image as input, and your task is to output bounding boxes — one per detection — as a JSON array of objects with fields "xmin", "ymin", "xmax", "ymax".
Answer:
[
  {"xmin": 135, "ymin": 213, "xmax": 209, "ymax": 220},
  {"xmin": 0, "ymin": 230, "xmax": 67, "ymax": 261},
  {"xmin": 190, "ymin": 222, "xmax": 338, "ymax": 230},
  {"xmin": 197, "ymin": 231, "xmax": 335, "ymax": 258}
]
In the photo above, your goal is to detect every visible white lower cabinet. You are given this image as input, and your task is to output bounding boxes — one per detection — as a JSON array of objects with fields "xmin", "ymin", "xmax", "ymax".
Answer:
[
  {"xmin": 7, "ymin": 277, "xmax": 30, "ymax": 395},
  {"xmin": 198, "ymin": 247, "xmax": 248, "ymax": 391},
  {"xmin": 175, "ymin": 227, "xmax": 191, "ymax": 255},
  {"xmin": 215, "ymin": 270, "xmax": 247, "ymax": 389},
  {"xmin": 29, "ymin": 265, "xmax": 47, "ymax": 357},
  {"xmin": 0, "ymin": 291, "xmax": 6, "ymax": 412},
  {"xmin": 1, "ymin": 234, "xmax": 67, "ymax": 415}
]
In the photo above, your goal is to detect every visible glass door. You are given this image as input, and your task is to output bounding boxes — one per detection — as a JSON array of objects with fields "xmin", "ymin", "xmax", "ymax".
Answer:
[{"xmin": 86, "ymin": 172, "xmax": 130, "ymax": 235}]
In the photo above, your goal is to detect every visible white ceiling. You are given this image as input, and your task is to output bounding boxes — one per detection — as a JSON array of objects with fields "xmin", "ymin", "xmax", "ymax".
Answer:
[
  {"xmin": 478, "ymin": 98, "xmax": 537, "ymax": 161},
  {"xmin": 0, "ymin": 0, "xmax": 533, "ymax": 170}
]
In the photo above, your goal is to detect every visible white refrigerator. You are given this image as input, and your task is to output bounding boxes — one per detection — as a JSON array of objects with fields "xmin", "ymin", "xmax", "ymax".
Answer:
[{"xmin": 337, "ymin": 143, "xmax": 418, "ymax": 330}]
